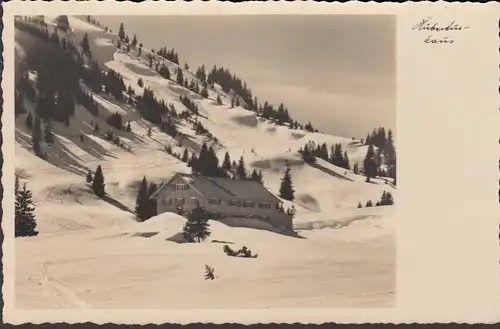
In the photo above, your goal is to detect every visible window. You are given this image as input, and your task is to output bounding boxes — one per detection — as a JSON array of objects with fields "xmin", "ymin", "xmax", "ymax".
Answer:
[
  {"xmin": 208, "ymin": 198, "xmax": 221, "ymax": 206},
  {"xmin": 259, "ymin": 202, "xmax": 271, "ymax": 210},
  {"xmin": 164, "ymin": 198, "xmax": 173, "ymax": 205},
  {"xmin": 243, "ymin": 201, "xmax": 255, "ymax": 208},
  {"xmin": 175, "ymin": 198, "xmax": 185, "ymax": 206},
  {"xmin": 175, "ymin": 184, "xmax": 189, "ymax": 191},
  {"xmin": 229, "ymin": 199, "xmax": 241, "ymax": 207},
  {"xmin": 190, "ymin": 197, "xmax": 199, "ymax": 206},
  {"xmin": 276, "ymin": 202, "xmax": 281, "ymax": 210}
]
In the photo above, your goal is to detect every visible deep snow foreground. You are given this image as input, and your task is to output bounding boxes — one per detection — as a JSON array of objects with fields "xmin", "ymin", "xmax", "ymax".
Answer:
[
  {"xmin": 15, "ymin": 16, "xmax": 395, "ymax": 309},
  {"xmin": 16, "ymin": 210, "xmax": 394, "ymax": 309}
]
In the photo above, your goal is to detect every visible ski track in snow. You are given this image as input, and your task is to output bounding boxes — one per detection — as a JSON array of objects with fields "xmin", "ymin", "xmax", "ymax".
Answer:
[
  {"xmin": 39, "ymin": 262, "xmax": 90, "ymax": 309},
  {"xmin": 14, "ymin": 16, "xmax": 396, "ymax": 309}
]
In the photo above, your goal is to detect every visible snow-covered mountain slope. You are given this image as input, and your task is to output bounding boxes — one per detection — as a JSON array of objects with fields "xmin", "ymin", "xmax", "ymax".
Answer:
[{"xmin": 14, "ymin": 16, "xmax": 395, "ymax": 308}]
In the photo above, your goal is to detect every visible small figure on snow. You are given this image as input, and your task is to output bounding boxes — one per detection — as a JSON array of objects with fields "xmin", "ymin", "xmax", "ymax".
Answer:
[{"xmin": 204, "ymin": 265, "xmax": 215, "ymax": 280}]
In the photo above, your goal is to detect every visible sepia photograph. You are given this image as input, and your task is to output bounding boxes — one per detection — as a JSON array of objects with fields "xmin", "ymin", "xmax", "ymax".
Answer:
[{"xmin": 13, "ymin": 14, "xmax": 396, "ymax": 309}]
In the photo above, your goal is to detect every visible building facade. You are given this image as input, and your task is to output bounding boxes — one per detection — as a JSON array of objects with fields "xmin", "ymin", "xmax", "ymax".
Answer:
[{"xmin": 150, "ymin": 173, "xmax": 293, "ymax": 231}]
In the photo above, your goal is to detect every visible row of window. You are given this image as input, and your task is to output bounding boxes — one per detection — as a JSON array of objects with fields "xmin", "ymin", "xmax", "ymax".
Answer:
[
  {"xmin": 162, "ymin": 197, "xmax": 276, "ymax": 210},
  {"xmin": 174, "ymin": 184, "xmax": 190, "ymax": 191},
  {"xmin": 162, "ymin": 197, "xmax": 199, "ymax": 206}
]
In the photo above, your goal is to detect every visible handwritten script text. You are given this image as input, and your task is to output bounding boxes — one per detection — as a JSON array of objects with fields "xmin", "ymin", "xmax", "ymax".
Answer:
[{"xmin": 412, "ymin": 17, "xmax": 470, "ymax": 44}]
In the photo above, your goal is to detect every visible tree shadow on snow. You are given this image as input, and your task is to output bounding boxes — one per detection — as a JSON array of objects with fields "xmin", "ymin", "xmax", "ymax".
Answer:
[
  {"xmin": 101, "ymin": 193, "xmax": 134, "ymax": 214},
  {"xmin": 15, "ymin": 128, "xmax": 88, "ymax": 177}
]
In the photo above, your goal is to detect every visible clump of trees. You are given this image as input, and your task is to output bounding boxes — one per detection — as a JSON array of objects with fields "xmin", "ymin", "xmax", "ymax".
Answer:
[
  {"xmin": 135, "ymin": 176, "xmax": 158, "ymax": 221},
  {"xmin": 357, "ymin": 190, "xmax": 395, "ymax": 209},
  {"xmin": 298, "ymin": 141, "xmax": 350, "ymax": 170}
]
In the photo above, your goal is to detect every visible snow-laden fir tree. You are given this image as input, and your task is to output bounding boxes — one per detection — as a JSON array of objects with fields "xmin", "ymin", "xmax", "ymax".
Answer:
[
  {"xmin": 147, "ymin": 182, "xmax": 158, "ymax": 218},
  {"xmin": 15, "ymin": 181, "xmax": 38, "ymax": 237},
  {"xmin": 183, "ymin": 206, "xmax": 211, "ymax": 243},
  {"xmin": 221, "ymin": 152, "xmax": 232, "ymax": 177},
  {"xmin": 363, "ymin": 144, "xmax": 377, "ymax": 183},
  {"xmin": 92, "ymin": 165, "xmax": 105, "ymax": 198},
  {"xmin": 118, "ymin": 23, "xmax": 126, "ymax": 40},
  {"xmin": 279, "ymin": 164, "xmax": 295, "ymax": 201},
  {"xmin": 135, "ymin": 176, "xmax": 150, "ymax": 221},
  {"xmin": 86, "ymin": 170, "xmax": 93, "ymax": 183},
  {"xmin": 236, "ymin": 156, "xmax": 247, "ymax": 180},
  {"xmin": 216, "ymin": 94, "xmax": 222, "ymax": 105}
]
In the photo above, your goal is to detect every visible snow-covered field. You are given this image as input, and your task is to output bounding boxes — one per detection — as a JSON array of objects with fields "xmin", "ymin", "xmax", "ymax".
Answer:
[{"xmin": 14, "ymin": 16, "xmax": 396, "ymax": 309}]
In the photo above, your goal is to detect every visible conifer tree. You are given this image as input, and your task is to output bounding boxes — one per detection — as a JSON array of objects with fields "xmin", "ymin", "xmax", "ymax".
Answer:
[
  {"xmin": 131, "ymin": 34, "xmax": 138, "ymax": 48},
  {"xmin": 343, "ymin": 151, "xmax": 350, "ymax": 170},
  {"xmin": 236, "ymin": 156, "xmax": 247, "ymax": 180},
  {"xmin": 250, "ymin": 169, "xmax": 260, "ymax": 182},
  {"xmin": 15, "ymin": 175, "xmax": 20, "ymax": 197},
  {"xmin": 32, "ymin": 117, "xmax": 43, "ymax": 157},
  {"xmin": 182, "ymin": 148, "xmax": 189, "ymax": 162},
  {"xmin": 25, "ymin": 111, "xmax": 33, "ymax": 129},
  {"xmin": 135, "ymin": 176, "xmax": 150, "ymax": 221},
  {"xmin": 183, "ymin": 206, "xmax": 211, "ymax": 243},
  {"xmin": 118, "ymin": 23, "xmax": 125, "ymax": 40},
  {"xmin": 81, "ymin": 32, "xmax": 91, "ymax": 56},
  {"xmin": 279, "ymin": 164, "xmax": 295, "ymax": 201},
  {"xmin": 44, "ymin": 120, "xmax": 54, "ymax": 144},
  {"xmin": 221, "ymin": 152, "xmax": 232, "ymax": 177},
  {"xmin": 147, "ymin": 182, "xmax": 158, "ymax": 218},
  {"xmin": 200, "ymin": 86, "xmax": 209, "ymax": 98},
  {"xmin": 353, "ymin": 162, "xmax": 359, "ymax": 175},
  {"xmin": 216, "ymin": 94, "xmax": 222, "ymax": 105},
  {"xmin": 176, "ymin": 69, "xmax": 184, "ymax": 85},
  {"xmin": 257, "ymin": 170, "xmax": 264, "ymax": 184},
  {"xmin": 357, "ymin": 202, "xmax": 362, "ymax": 209},
  {"xmin": 365, "ymin": 200, "xmax": 373, "ymax": 207},
  {"xmin": 86, "ymin": 170, "xmax": 93, "ymax": 183},
  {"xmin": 363, "ymin": 144, "xmax": 377, "ymax": 183},
  {"xmin": 15, "ymin": 182, "xmax": 38, "ymax": 237},
  {"xmin": 92, "ymin": 165, "xmax": 105, "ymax": 198}
]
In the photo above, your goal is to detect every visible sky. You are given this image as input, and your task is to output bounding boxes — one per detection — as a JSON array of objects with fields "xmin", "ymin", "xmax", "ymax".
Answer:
[{"xmin": 95, "ymin": 15, "xmax": 396, "ymax": 138}]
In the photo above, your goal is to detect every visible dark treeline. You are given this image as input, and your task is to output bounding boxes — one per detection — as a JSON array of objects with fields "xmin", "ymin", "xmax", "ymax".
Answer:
[
  {"xmin": 206, "ymin": 65, "xmax": 317, "ymax": 132},
  {"xmin": 357, "ymin": 190, "xmax": 395, "ymax": 209},
  {"xmin": 137, "ymin": 87, "xmax": 179, "ymax": 138},
  {"xmin": 298, "ymin": 141, "xmax": 350, "ymax": 171},
  {"xmin": 106, "ymin": 19, "xmax": 320, "ymax": 133},
  {"xmin": 106, "ymin": 112, "xmax": 123, "ymax": 130},
  {"xmin": 179, "ymin": 94, "xmax": 199, "ymax": 115},
  {"xmin": 363, "ymin": 127, "xmax": 396, "ymax": 181},
  {"xmin": 155, "ymin": 46, "xmax": 180, "ymax": 65},
  {"xmin": 182, "ymin": 142, "xmax": 263, "ymax": 184},
  {"xmin": 135, "ymin": 176, "xmax": 158, "ymax": 221}
]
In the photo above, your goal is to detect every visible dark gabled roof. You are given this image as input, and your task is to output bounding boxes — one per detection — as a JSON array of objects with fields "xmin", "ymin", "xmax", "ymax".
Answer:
[{"xmin": 150, "ymin": 173, "xmax": 281, "ymax": 203}]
